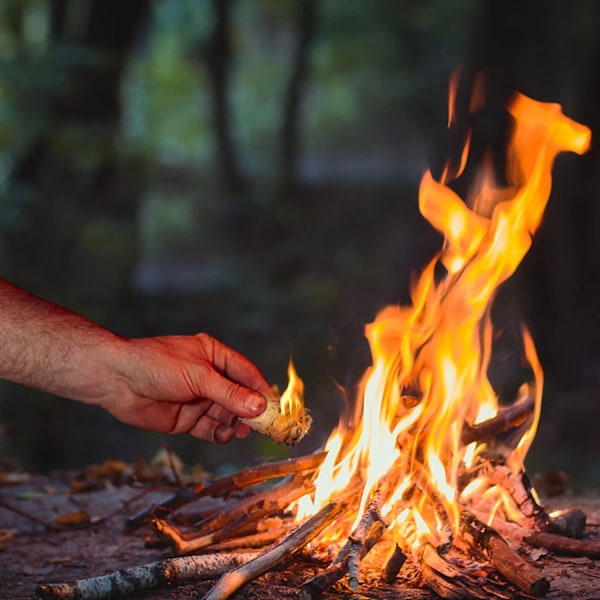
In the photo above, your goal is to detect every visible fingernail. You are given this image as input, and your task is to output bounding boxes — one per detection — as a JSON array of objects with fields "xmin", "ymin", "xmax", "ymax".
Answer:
[{"xmin": 245, "ymin": 394, "xmax": 266, "ymax": 415}]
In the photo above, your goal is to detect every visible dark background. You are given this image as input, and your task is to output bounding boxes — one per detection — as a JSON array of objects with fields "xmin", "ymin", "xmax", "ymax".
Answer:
[{"xmin": 0, "ymin": 0, "xmax": 598, "ymax": 487}]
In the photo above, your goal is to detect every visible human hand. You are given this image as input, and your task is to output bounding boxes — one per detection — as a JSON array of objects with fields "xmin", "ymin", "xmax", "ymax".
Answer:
[{"xmin": 99, "ymin": 333, "xmax": 272, "ymax": 444}]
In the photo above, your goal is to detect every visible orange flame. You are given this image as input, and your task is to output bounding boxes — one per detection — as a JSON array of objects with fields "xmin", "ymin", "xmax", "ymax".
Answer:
[
  {"xmin": 295, "ymin": 89, "xmax": 590, "ymax": 553},
  {"xmin": 280, "ymin": 358, "xmax": 304, "ymax": 420}
]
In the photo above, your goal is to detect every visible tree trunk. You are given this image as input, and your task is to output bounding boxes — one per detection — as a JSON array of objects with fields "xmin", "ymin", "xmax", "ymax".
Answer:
[
  {"xmin": 280, "ymin": 0, "xmax": 317, "ymax": 192},
  {"xmin": 204, "ymin": 0, "xmax": 245, "ymax": 203}
]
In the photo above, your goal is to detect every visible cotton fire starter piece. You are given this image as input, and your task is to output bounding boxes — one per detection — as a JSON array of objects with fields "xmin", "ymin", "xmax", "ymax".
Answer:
[{"xmin": 241, "ymin": 393, "xmax": 312, "ymax": 446}]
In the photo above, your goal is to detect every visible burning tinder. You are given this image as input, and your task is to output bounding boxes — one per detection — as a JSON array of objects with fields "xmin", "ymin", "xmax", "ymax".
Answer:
[{"xmin": 241, "ymin": 358, "xmax": 312, "ymax": 446}]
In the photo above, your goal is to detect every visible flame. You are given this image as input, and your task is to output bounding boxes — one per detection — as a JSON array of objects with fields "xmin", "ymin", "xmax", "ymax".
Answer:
[
  {"xmin": 280, "ymin": 358, "xmax": 304, "ymax": 420},
  {"xmin": 294, "ymin": 88, "xmax": 590, "ymax": 554}
]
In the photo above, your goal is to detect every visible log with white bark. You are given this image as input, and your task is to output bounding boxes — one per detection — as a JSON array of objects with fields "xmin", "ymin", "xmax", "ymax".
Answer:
[{"xmin": 35, "ymin": 552, "xmax": 258, "ymax": 600}]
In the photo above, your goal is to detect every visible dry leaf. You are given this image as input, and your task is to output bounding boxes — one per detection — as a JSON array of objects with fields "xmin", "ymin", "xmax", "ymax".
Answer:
[
  {"xmin": 54, "ymin": 509, "xmax": 91, "ymax": 528},
  {"xmin": 22, "ymin": 564, "xmax": 54, "ymax": 576},
  {"xmin": 0, "ymin": 471, "xmax": 31, "ymax": 486}
]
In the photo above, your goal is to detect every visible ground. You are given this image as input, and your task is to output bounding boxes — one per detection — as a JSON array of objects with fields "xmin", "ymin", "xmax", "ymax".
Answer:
[{"xmin": 1, "ymin": 469, "xmax": 600, "ymax": 600}]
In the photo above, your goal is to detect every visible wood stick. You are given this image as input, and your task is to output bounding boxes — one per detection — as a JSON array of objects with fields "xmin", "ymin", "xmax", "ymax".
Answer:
[
  {"xmin": 480, "ymin": 462, "xmax": 554, "ymax": 531},
  {"xmin": 548, "ymin": 507, "xmax": 587, "ymax": 538},
  {"xmin": 461, "ymin": 394, "xmax": 534, "ymax": 445},
  {"xmin": 203, "ymin": 526, "xmax": 289, "ymax": 552},
  {"xmin": 523, "ymin": 531, "xmax": 600, "ymax": 558},
  {"xmin": 125, "ymin": 452, "xmax": 325, "ymax": 531},
  {"xmin": 347, "ymin": 485, "xmax": 388, "ymax": 591},
  {"xmin": 348, "ymin": 521, "xmax": 385, "ymax": 591},
  {"xmin": 383, "ymin": 544, "xmax": 407, "ymax": 583},
  {"xmin": 35, "ymin": 552, "xmax": 259, "ymax": 600},
  {"xmin": 202, "ymin": 499, "xmax": 347, "ymax": 600},
  {"xmin": 298, "ymin": 522, "xmax": 384, "ymax": 600},
  {"xmin": 152, "ymin": 476, "xmax": 313, "ymax": 554},
  {"xmin": 191, "ymin": 473, "xmax": 311, "ymax": 537},
  {"xmin": 461, "ymin": 512, "xmax": 550, "ymax": 596},
  {"xmin": 421, "ymin": 545, "xmax": 488, "ymax": 600},
  {"xmin": 299, "ymin": 477, "xmax": 392, "ymax": 599},
  {"xmin": 414, "ymin": 463, "xmax": 453, "ymax": 553}
]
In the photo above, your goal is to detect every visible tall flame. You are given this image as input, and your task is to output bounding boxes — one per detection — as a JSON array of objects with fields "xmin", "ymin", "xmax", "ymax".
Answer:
[{"xmin": 295, "ymin": 90, "xmax": 591, "ymax": 552}]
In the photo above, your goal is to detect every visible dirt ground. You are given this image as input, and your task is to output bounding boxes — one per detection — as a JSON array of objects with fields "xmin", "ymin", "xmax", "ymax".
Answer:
[{"xmin": 1, "ymin": 469, "xmax": 600, "ymax": 600}]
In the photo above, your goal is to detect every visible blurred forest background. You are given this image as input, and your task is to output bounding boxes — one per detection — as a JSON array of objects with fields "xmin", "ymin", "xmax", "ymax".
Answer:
[{"xmin": 0, "ymin": 0, "xmax": 599, "ymax": 486}]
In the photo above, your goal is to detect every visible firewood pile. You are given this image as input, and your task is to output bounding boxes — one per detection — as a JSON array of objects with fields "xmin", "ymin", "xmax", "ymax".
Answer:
[{"xmin": 34, "ymin": 404, "xmax": 600, "ymax": 600}]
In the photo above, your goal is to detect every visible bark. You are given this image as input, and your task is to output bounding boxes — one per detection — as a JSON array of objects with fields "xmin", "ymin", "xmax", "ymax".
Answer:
[
  {"xmin": 35, "ymin": 552, "xmax": 257, "ymax": 600},
  {"xmin": 461, "ymin": 512, "xmax": 550, "ymax": 597},
  {"xmin": 202, "ymin": 500, "xmax": 346, "ymax": 600}
]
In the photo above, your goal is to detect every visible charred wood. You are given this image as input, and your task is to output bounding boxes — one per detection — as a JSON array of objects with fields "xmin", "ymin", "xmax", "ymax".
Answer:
[
  {"xmin": 461, "ymin": 512, "xmax": 550, "ymax": 596},
  {"xmin": 384, "ymin": 544, "xmax": 407, "ymax": 583},
  {"xmin": 298, "ymin": 522, "xmax": 385, "ymax": 600},
  {"xmin": 480, "ymin": 462, "xmax": 555, "ymax": 531},
  {"xmin": 420, "ymin": 545, "xmax": 489, "ymax": 600},
  {"xmin": 548, "ymin": 507, "xmax": 587, "ymax": 538},
  {"xmin": 461, "ymin": 394, "xmax": 534, "ymax": 445}
]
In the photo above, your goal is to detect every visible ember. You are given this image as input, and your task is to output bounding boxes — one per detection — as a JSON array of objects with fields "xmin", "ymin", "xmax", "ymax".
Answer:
[{"xmin": 37, "ymin": 88, "xmax": 597, "ymax": 600}]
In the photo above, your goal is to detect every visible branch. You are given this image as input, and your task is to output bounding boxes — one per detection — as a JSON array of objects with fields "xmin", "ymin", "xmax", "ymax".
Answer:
[
  {"xmin": 461, "ymin": 394, "xmax": 534, "ymax": 445},
  {"xmin": 125, "ymin": 452, "xmax": 325, "ymax": 531},
  {"xmin": 523, "ymin": 531, "xmax": 600, "ymax": 558},
  {"xmin": 35, "ymin": 552, "xmax": 258, "ymax": 600},
  {"xmin": 152, "ymin": 475, "xmax": 313, "ymax": 554},
  {"xmin": 202, "ymin": 500, "xmax": 347, "ymax": 600}
]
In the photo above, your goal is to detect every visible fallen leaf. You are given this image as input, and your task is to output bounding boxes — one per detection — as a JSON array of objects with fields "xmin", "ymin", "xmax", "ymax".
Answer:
[
  {"xmin": 23, "ymin": 564, "xmax": 54, "ymax": 576},
  {"xmin": 0, "ymin": 472, "xmax": 31, "ymax": 486},
  {"xmin": 15, "ymin": 490, "xmax": 47, "ymax": 500},
  {"xmin": 48, "ymin": 556, "xmax": 73, "ymax": 564},
  {"xmin": 54, "ymin": 509, "xmax": 91, "ymax": 528},
  {"xmin": 527, "ymin": 547, "xmax": 549, "ymax": 561}
]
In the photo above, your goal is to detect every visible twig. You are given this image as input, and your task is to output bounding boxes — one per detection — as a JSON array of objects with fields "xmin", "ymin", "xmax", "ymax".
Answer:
[
  {"xmin": 414, "ymin": 464, "xmax": 453, "ymax": 553},
  {"xmin": 298, "ymin": 479, "xmax": 390, "ymax": 600},
  {"xmin": 35, "ymin": 552, "xmax": 258, "ymax": 600},
  {"xmin": 0, "ymin": 498, "xmax": 57, "ymax": 531},
  {"xmin": 191, "ymin": 473, "xmax": 311, "ymax": 537},
  {"xmin": 347, "ymin": 486, "xmax": 388, "ymax": 590},
  {"xmin": 202, "ymin": 499, "xmax": 348, "ymax": 600},
  {"xmin": 523, "ymin": 531, "xmax": 600, "ymax": 558},
  {"xmin": 203, "ymin": 526, "xmax": 289, "ymax": 552},
  {"xmin": 125, "ymin": 452, "xmax": 325, "ymax": 531},
  {"xmin": 152, "ymin": 475, "xmax": 313, "ymax": 554}
]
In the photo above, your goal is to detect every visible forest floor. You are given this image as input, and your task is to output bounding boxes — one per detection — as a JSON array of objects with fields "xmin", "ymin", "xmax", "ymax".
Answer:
[{"xmin": 1, "ymin": 464, "xmax": 600, "ymax": 600}]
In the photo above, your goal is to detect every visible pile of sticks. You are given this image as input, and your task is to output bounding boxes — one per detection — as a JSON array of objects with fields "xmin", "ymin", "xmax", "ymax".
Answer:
[{"xmin": 36, "ymin": 396, "xmax": 600, "ymax": 600}]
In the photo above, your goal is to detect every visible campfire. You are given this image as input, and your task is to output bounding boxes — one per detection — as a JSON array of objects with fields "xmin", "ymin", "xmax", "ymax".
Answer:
[{"xmin": 37, "ymin": 88, "xmax": 599, "ymax": 600}]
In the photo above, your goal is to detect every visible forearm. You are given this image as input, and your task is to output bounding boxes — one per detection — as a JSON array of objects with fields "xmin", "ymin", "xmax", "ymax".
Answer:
[{"xmin": 0, "ymin": 278, "xmax": 126, "ymax": 404}]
